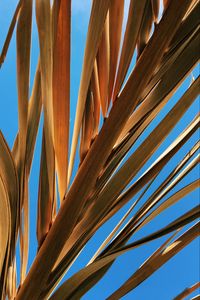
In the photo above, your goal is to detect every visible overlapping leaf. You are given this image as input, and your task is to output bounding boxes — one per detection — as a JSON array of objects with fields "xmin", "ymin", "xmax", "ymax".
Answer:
[{"xmin": 0, "ymin": 1, "xmax": 199, "ymax": 299}]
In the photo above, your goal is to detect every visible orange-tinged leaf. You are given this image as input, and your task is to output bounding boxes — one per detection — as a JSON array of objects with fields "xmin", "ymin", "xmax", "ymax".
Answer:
[
  {"xmin": 101, "ymin": 44, "xmax": 199, "ymax": 194},
  {"xmin": 108, "ymin": 115, "xmax": 200, "ymax": 221},
  {"xmin": 68, "ymin": 0, "xmax": 111, "ymax": 183},
  {"xmin": 50, "ymin": 119, "xmax": 199, "ymax": 291},
  {"xmin": 151, "ymin": 0, "xmax": 160, "ymax": 23},
  {"xmin": 26, "ymin": 64, "xmax": 42, "ymax": 175},
  {"xmin": 91, "ymin": 60, "xmax": 101, "ymax": 138},
  {"xmin": 116, "ymin": 30, "xmax": 199, "ymax": 145},
  {"xmin": 37, "ymin": 129, "xmax": 54, "ymax": 248},
  {"xmin": 36, "ymin": 0, "xmax": 55, "ymax": 203},
  {"xmin": 137, "ymin": 0, "xmax": 153, "ymax": 57},
  {"xmin": 53, "ymin": 0, "xmax": 71, "ymax": 201},
  {"xmin": 114, "ymin": 180, "xmax": 200, "ymax": 253},
  {"xmin": 88, "ymin": 194, "xmax": 139, "ymax": 265},
  {"xmin": 19, "ymin": 173, "xmax": 29, "ymax": 284},
  {"xmin": 0, "ymin": 0, "xmax": 23, "ymax": 67},
  {"xmin": 0, "ymin": 144, "xmax": 13, "ymax": 295},
  {"xmin": 134, "ymin": 179, "xmax": 200, "ymax": 238},
  {"xmin": 65, "ymin": 1, "xmax": 194, "ymax": 244},
  {"xmin": 108, "ymin": 0, "xmax": 124, "ymax": 102},
  {"xmin": 50, "ymin": 217, "xmax": 199, "ymax": 300},
  {"xmin": 163, "ymin": 0, "xmax": 171, "ymax": 11},
  {"xmin": 97, "ymin": 14, "xmax": 110, "ymax": 116},
  {"xmin": 134, "ymin": 156, "xmax": 200, "ymax": 227},
  {"xmin": 0, "ymin": 132, "xmax": 19, "ymax": 261},
  {"xmin": 16, "ymin": 1, "xmax": 32, "ymax": 288},
  {"xmin": 15, "ymin": 2, "xmax": 193, "ymax": 299},
  {"xmin": 107, "ymin": 222, "xmax": 200, "ymax": 300},
  {"xmin": 66, "ymin": 91, "xmax": 200, "ymax": 268},
  {"xmin": 0, "ymin": 176, "xmax": 11, "ymax": 289},
  {"xmin": 12, "ymin": 63, "xmax": 42, "ymax": 176},
  {"xmin": 6, "ymin": 259, "xmax": 17, "ymax": 299},
  {"xmin": 168, "ymin": 1, "xmax": 199, "ymax": 54},
  {"xmin": 80, "ymin": 89, "xmax": 94, "ymax": 163},
  {"xmin": 112, "ymin": 0, "xmax": 147, "ymax": 100},
  {"xmin": 184, "ymin": 0, "xmax": 199, "ymax": 19},
  {"xmin": 16, "ymin": 0, "xmax": 32, "ymax": 172},
  {"xmin": 84, "ymin": 77, "xmax": 199, "ymax": 233},
  {"xmin": 174, "ymin": 282, "xmax": 200, "ymax": 300}
]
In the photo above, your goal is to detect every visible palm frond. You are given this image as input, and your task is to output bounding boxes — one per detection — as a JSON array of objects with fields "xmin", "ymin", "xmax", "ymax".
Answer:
[{"xmin": 0, "ymin": 0, "xmax": 199, "ymax": 299}]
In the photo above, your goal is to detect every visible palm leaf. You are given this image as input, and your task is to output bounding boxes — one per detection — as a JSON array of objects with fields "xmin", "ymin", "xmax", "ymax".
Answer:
[
  {"xmin": 52, "ymin": 0, "xmax": 71, "ymax": 201},
  {"xmin": 173, "ymin": 282, "xmax": 200, "ymax": 300},
  {"xmin": 0, "ymin": 1, "xmax": 199, "ymax": 299}
]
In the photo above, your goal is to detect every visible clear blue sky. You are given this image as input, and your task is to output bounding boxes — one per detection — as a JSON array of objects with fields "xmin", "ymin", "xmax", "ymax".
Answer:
[{"xmin": 0, "ymin": 1, "xmax": 199, "ymax": 299}]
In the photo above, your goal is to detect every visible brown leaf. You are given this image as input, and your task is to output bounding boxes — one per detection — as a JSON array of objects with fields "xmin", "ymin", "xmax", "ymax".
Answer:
[
  {"xmin": 116, "ymin": 27, "xmax": 199, "ymax": 145},
  {"xmin": 84, "ymin": 77, "xmax": 199, "ymax": 237},
  {"xmin": 108, "ymin": 0, "xmax": 124, "ymax": 102},
  {"xmin": 91, "ymin": 60, "xmax": 101, "ymax": 138},
  {"xmin": 37, "ymin": 128, "xmax": 54, "ymax": 249},
  {"xmin": 0, "ymin": 132, "xmax": 19, "ymax": 261},
  {"xmin": 109, "ymin": 114, "xmax": 199, "ymax": 221},
  {"xmin": 0, "ymin": 0, "xmax": 23, "ymax": 67},
  {"xmin": 137, "ymin": 0, "xmax": 153, "ymax": 57},
  {"xmin": 36, "ymin": 0, "xmax": 55, "ymax": 204},
  {"xmin": 16, "ymin": 2, "xmax": 193, "ymax": 299},
  {"xmin": 16, "ymin": 1, "xmax": 32, "ymax": 286},
  {"xmin": 50, "ymin": 116, "xmax": 199, "ymax": 295},
  {"xmin": 151, "ymin": 0, "xmax": 160, "ymax": 23},
  {"xmin": 12, "ymin": 63, "xmax": 42, "ymax": 176},
  {"xmin": 0, "ymin": 176, "xmax": 11, "ymax": 295},
  {"xmin": 97, "ymin": 14, "xmax": 110, "ymax": 116},
  {"xmin": 49, "ymin": 215, "xmax": 200, "ymax": 300},
  {"xmin": 107, "ymin": 222, "xmax": 200, "ymax": 299},
  {"xmin": 53, "ymin": 0, "xmax": 71, "ymax": 201},
  {"xmin": 16, "ymin": 0, "xmax": 32, "ymax": 174},
  {"xmin": 79, "ymin": 89, "xmax": 94, "ymax": 163},
  {"xmin": 68, "ymin": 0, "xmax": 111, "ymax": 182},
  {"xmin": 112, "ymin": 0, "xmax": 147, "ymax": 100},
  {"xmin": 19, "ymin": 173, "xmax": 29, "ymax": 284},
  {"xmin": 173, "ymin": 282, "xmax": 200, "ymax": 300}
]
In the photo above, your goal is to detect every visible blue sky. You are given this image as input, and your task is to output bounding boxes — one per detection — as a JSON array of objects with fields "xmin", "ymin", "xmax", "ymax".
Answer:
[{"xmin": 0, "ymin": 1, "xmax": 199, "ymax": 299}]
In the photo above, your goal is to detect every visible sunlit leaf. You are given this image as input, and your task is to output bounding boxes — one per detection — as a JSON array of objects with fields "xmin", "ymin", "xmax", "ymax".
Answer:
[
  {"xmin": 0, "ymin": 1, "xmax": 198, "ymax": 299},
  {"xmin": 53, "ymin": 0, "xmax": 71, "ymax": 201}
]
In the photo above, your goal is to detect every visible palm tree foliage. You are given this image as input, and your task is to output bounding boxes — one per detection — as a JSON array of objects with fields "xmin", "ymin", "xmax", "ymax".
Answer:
[{"xmin": 0, "ymin": 0, "xmax": 199, "ymax": 299}]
